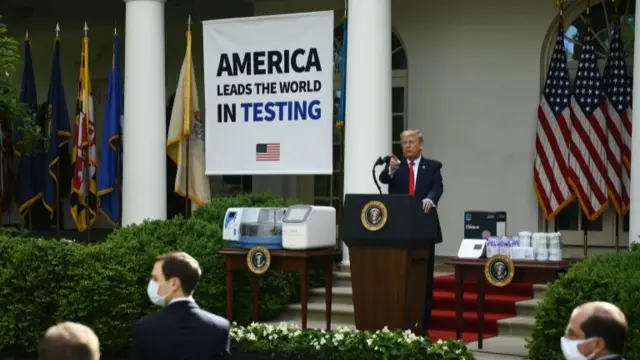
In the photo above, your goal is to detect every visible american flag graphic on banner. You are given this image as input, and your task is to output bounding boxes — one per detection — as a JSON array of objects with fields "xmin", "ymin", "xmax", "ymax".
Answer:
[
  {"xmin": 567, "ymin": 24, "xmax": 609, "ymax": 221},
  {"xmin": 603, "ymin": 22, "xmax": 632, "ymax": 216},
  {"xmin": 256, "ymin": 143, "xmax": 280, "ymax": 161},
  {"xmin": 534, "ymin": 25, "xmax": 574, "ymax": 218}
]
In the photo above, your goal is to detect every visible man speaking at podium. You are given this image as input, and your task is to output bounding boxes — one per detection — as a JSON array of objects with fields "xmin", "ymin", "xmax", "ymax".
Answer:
[{"xmin": 378, "ymin": 129, "xmax": 443, "ymax": 331}]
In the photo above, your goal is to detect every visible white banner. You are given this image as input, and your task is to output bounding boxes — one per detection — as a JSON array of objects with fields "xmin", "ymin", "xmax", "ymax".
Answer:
[{"xmin": 202, "ymin": 11, "xmax": 334, "ymax": 175}]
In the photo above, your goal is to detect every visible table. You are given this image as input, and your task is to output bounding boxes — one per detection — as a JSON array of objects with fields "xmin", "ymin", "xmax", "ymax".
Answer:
[
  {"xmin": 220, "ymin": 247, "xmax": 337, "ymax": 330},
  {"xmin": 445, "ymin": 257, "xmax": 577, "ymax": 349}
]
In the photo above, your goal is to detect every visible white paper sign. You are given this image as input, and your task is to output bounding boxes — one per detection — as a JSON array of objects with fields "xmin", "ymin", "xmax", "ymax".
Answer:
[{"xmin": 202, "ymin": 11, "xmax": 334, "ymax": 175}]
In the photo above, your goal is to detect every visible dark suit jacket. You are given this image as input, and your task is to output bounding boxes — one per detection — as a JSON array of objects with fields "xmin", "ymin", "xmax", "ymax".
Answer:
[
  {"xmin": 379, "ymin": 156, "xmax": 444, "ymax": 243},
  {"xmin": 378, "ymin": 156, "xmax": 443, "ymax": 205},
  {"xmin": 130, "ymin": 300, "xmax": 231, "ymax": 360}
]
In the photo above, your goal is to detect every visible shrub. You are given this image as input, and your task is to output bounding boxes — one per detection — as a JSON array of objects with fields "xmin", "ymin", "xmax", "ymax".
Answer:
[
  {"xmin": 526, "ymin": 249, "xmax": 640, "ymax": 359},
  {"xmin": 0, "ymin": 237, "xmax": 78, "ymax": 354},
  {"xmin": 0, "ymin": 193, "xmax": 326, "ymax": 357},
  {"xmin": 232, "ymin": 323, "xmax": 473, "ymax": 359}
]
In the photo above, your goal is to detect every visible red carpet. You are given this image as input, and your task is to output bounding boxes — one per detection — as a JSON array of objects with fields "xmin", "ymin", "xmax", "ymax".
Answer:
[{"xmin": 427, "ymin": 274, "xmax": 534, "ymax": 342}]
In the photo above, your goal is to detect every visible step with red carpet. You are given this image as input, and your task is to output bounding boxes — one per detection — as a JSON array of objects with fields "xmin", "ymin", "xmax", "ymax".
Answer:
[{"xmin": 426, "ymin": 274, "xmax": 534, "ymax": 342}]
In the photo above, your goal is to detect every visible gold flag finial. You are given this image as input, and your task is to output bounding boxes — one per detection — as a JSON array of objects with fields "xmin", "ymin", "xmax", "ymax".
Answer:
[
  {"xmin": 114, "ymin": 21, "xmax": 117, "ymax": 35},
  {"xmin": 84, "ymin": 21, "xmax": 88, "ymax": 36},
  {"xmin": 556, "ymin": 0, "xmax": 564, "ymax": 16},
  {"xmin": 55, "ymin": 22, "xmax": 60, "ymax": 39},
  {"xmin": 25, "ymin": 28, "xmax": 29, "ymax": 40},
  {"xmin": 187, "ymin": 15, "xmax": 191, "ymax": 31},
  {"xmin": 586, "ymin": 0, "xmax": 591, "ymax": 14}
]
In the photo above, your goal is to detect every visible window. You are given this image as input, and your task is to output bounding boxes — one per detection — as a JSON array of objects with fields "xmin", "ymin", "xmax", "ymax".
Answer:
[
  {"xmin": 548, "ymin": 0, "xmax": 634, "ymax": 245},
  {"xmin": 313, "ymin": 24, "xmax": 408, "ymax": 222},
  {"xmin": 222, "ymin": 176, "xmax": 252, "ymax": 195}
]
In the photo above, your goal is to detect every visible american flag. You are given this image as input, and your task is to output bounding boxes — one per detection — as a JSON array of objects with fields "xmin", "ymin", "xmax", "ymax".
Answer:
[
  {"xmin": 534, "ymin": 25, "xmax": 574, "ymax": 218},
  {"xmin": 567, "ymin": 25, "xmax": 609, "ymax": 221},
  {"xmin": 256, "ymin": 143, "xmax": 280, "ymax": 161},
  {"xmin": 602, "ymin": 22, "xmax": 632, "ymax": 216}
]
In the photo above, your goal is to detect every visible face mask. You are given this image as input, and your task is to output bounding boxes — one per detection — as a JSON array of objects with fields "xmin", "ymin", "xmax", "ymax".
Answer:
[
  {"xmin": 147, "ymin": 280, "xmax": 166, "ymax": 307},
  {"xmin": 560, "ymin": 337, "xmax": 596, "ymax": 360}
]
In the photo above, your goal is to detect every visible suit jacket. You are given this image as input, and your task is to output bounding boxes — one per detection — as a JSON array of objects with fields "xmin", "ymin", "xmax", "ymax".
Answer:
[
  {"xmin": 130, "ymin": 300, "xmax": 231, "ymax": 360},
  {"xmin": 379, "ymin": 156, "xmax": 443, "ymax": 204},
  {"xmin": 379, "ymin": 156, "xmax": 444, "ymax": 243}
]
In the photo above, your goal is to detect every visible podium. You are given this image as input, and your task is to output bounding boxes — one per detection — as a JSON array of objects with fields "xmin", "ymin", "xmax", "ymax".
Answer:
[{"xmin": 342, "ymin": 194, "xmax": 439, "ymax": 333}]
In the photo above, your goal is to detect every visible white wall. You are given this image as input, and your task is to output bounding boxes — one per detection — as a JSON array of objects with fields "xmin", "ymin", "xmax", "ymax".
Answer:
[
  {"xmin": 254, "ymin": 0, "xmax": 556, "ymax": 256},
  {"xmin": 395, "ymin": 0, "xmax": 554, "ymax": 255}
]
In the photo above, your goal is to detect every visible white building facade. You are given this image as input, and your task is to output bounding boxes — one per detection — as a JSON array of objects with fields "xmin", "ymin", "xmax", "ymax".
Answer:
[{"xmin": 2, "ymin": 0, "xmax": 638, "ymax": 257}]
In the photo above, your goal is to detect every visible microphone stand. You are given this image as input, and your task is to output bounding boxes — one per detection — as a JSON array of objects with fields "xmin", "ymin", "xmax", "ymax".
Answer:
[{"xmin": 372, "ymin": 157, "xmax": 385, "ymax": 195}]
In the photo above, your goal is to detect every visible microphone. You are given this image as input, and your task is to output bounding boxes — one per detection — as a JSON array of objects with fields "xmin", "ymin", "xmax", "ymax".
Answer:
[
  {"xmin": 375, "ymin": 156, "xmax": 391, "ymax": 166},
  {"xmin": 372, "ymin": 155, "xmax": 390, "ymax": 195}
]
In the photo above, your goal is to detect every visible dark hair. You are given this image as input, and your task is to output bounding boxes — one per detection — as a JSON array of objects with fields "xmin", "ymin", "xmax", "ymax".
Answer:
[
  {"xmin": 156, "ymin": 252, "xmax": 202, "ymax": 295},
  {"xmin": 38, "ymin": 322, "xmax": 99, "ymax": 360},
  {"xmin": 581, "ymin": 313, "xmax": 627, "ymax": 354}
]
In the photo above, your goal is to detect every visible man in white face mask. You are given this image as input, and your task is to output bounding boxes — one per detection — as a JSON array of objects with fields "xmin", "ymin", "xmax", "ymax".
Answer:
[
  {"xmin": 130, "ymin": 252, "xmax": 231, "ymax": 359},
  {"xmin": 561, "ymin": 301, "xmax": 627, "ymax": 360}
]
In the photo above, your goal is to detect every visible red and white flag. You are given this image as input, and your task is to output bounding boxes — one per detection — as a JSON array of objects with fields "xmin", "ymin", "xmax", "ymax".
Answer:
[
  {"xmin": 602, "ymin": 21, "xmax": 632, "ymax": 216},
  {"xmin": 567, "ymin": 25, "xmax": 609, "ymax": 221},
  {"xmin": 534, "ymin": 24, "xmax": 574, "ymax": 218}
]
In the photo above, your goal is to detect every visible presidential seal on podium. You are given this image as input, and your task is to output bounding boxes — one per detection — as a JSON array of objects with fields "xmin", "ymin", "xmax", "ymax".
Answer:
[
  {"xmin": 247, "ymin": 246, "xmax": 271, "ymax": 275},
  {"xmin": 484, "ymin": 255, "xmax": 515, "ymax": 287},
  {"xmin": 361, "ymin": 200, "xmax": 388, "ymax": 231}
]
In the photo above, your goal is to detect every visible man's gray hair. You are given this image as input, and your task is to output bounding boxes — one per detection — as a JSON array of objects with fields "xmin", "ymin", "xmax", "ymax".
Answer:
[{"xmin": 400, "ymin": 129, "xmax": 423, "ymax": 143}]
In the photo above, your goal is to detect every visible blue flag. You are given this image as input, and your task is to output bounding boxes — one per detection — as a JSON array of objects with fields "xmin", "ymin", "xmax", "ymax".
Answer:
[
  {"xmin": 43, "ymin": 39, "xmax": 72, "ymax": 214},
  {"xmin": 337, "ymin": 20, "xmax": 348, "ymax": 124},
  {"xmin": 97, "ymin": 35, "xmax": 123, "ymax": 226},
  {"xmin": 16, "ymin": 39, "xmax": 41, "ymax": 217}
]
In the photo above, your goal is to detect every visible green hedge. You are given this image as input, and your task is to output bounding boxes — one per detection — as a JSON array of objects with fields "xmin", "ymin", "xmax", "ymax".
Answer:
[
  {"xmin": 526, "ymin": 247, "xmax": 640, "ymax": 359},
  {"xmin": 0, "ymin": 193, "xmax": 322, "ymax": 357}
]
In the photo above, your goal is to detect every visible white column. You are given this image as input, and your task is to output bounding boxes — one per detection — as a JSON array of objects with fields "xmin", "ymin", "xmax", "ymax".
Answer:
[
  {"xmin": 342, "ymin": 0, "xmax": 393, "ymax": 264},
  {"xmin": 122, "ymin": 0, "xmax": 167, "ymax": 225},
  {"xmin": 629, "ymin": 2, "xmax": 640, "ymax": 245}
]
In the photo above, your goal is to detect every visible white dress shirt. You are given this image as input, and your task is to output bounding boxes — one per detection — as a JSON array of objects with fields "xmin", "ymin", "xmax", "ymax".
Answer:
[{"xmin": 169, "ymin": 296, "xmax": 195, "ymax": 305}]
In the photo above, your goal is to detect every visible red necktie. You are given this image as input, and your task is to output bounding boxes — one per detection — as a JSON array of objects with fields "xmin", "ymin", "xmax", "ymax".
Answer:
[{"xmin": 408, "ymin": 160, "xmax": 415, "ymax": 195}]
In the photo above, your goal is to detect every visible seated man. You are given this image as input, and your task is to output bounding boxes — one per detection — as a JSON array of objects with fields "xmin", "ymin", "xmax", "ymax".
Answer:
[{"xmin": 562, "ymin": 301, "xmax": 627, "ymax": 360}]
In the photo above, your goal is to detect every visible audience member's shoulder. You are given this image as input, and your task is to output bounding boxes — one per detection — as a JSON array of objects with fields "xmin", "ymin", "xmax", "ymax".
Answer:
[
  {"xmin": 133, "ymin": 312, "xmax": 163, "ymax": 331},
  {"xmin": 422, "ymin": 157, "xmax": 442, "ymax": 168},
  {"xmin": 196, "ymin": 308, "xmax": 231, "ymax": 330}
]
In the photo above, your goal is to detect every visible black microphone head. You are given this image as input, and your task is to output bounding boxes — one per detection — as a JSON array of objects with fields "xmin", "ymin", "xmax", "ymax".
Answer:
[
  {"xmin": 375, "ymin": 156, "xmax": 385, "ymax": 166},
  {"xmin": 382, "ymin": 156, "xmax": 391, "ymax": 164}
]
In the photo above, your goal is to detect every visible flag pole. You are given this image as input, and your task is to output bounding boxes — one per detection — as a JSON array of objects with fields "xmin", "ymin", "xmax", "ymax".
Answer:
[
  {"xmin": 25, "ymin": 29, "xmax": 33, "ymax": 232},
  {"xmin": 115, "ymin": 25, "xmax": 122, "ymax": 228},
  {"xmin": 184, "ymin": 16, "xmax": 192, "ymax": 217},
  {"xmin": 55, "ymin": 23, "xmax": 61, "ymax": 237},
  {"xmin": 583, "ymin": 0, "xmax": 589, "ymax": 258},
  {"xmin": 84, "ymin": 22, "xmax": 91, "ymax": 242},
  {"xmin": 336, "ymin": 2, "xmax": 347, "ymax": 240}
]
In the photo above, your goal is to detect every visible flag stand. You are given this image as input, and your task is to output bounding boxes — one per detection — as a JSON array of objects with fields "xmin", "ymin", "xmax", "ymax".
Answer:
[
  {"xmin": 84, "ymin": 154, "xmax": 91, "ymax": 242},
  {"xmin": 55, "ymin": 164, "xmax": 60, "ymax": 237},
  {"xmin": 583, "ymin": 229, "xmax": 588, "ymax": 258},
  {"xmin": 116, "ymin": 149, "xmax": 122, "ymax": 227},
  {"xmin": 615, "ymin": 214, "xmax": 620, "ymax": 252},
  {"xmin": 185, "ymin": 136, "xmax": 191, "ymax": 217}
]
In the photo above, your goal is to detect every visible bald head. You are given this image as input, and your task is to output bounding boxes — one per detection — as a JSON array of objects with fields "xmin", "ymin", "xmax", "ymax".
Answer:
[
  {"xmin": 38, "ymin": 322, "xmax": 100, "ymax": 360},
  {"xmin": 566, "ymin": 301, "xmax": 627, "ymax": 355}
]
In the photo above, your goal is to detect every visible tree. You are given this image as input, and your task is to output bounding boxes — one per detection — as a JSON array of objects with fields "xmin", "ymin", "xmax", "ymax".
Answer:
[{"xmin": 0, "ymin": 15, "xmax": 43, "ymax": 154}]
